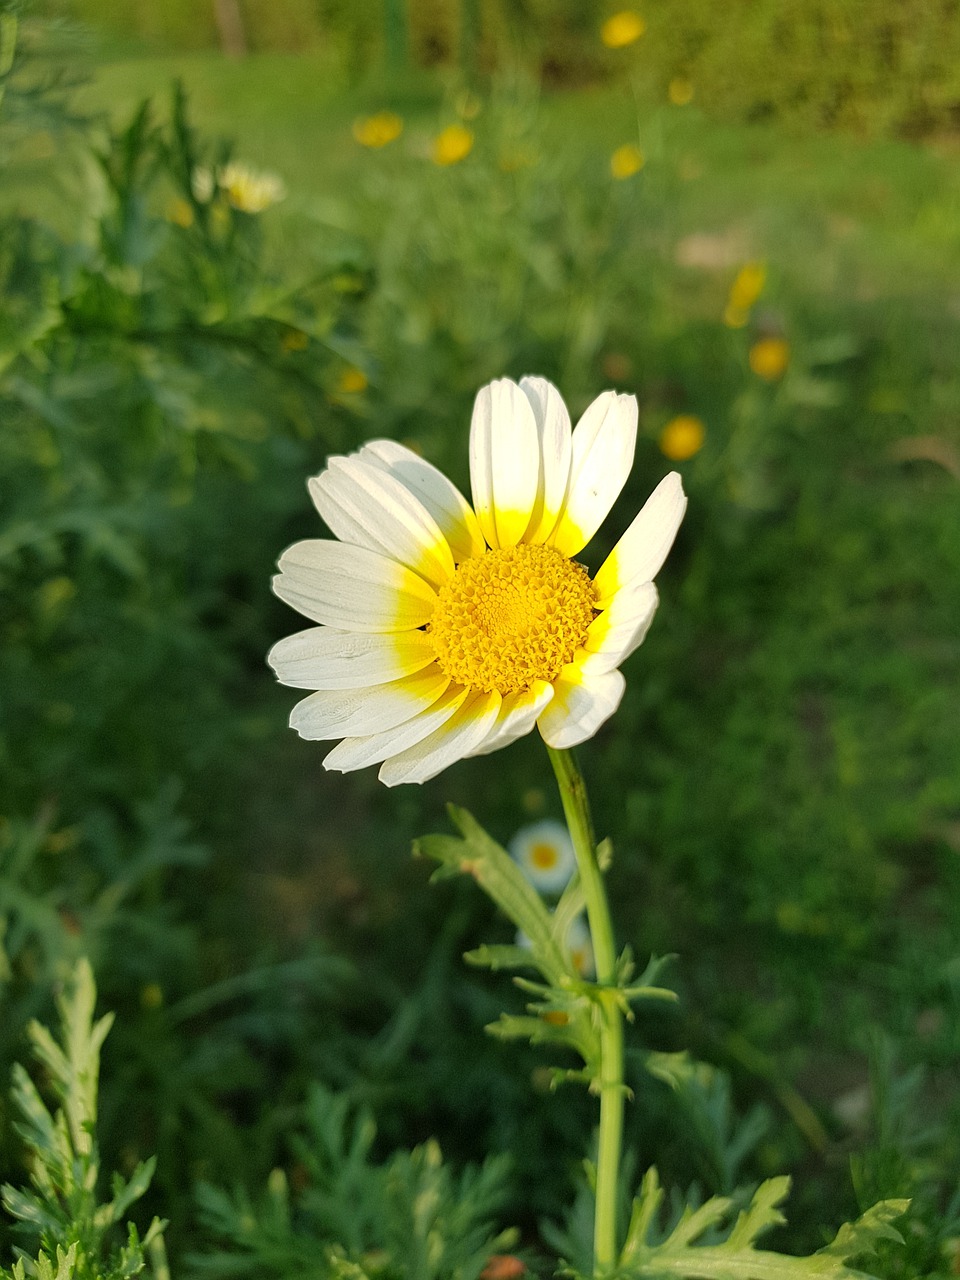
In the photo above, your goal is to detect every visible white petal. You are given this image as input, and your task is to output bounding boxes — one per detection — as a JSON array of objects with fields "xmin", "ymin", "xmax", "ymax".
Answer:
[
  {"xmin": 288, "ymin": 666, "xmax": 450, "ymax": 740},
  {"xmin": 322, "ymin": 684, "xmax": 470, "ymax": 772},
  {"xmin": 469, "ymin": 378, "xmax": 541, "ymax": 549},
  {"xmin": 378, "ymin": 690, "xmax": 502, "ymax": 786},
  {"xmin": 593, "ymin": 472, "xmax": 686, "ymax": 604},
  {"xmin": 536, "ymin": 663, "xmax": 626, "ymax": 749},
  {"xmin": 358, "ymin": 439, "xmax": 485, "ymax": 564},
  {"xmin": 267, "ymin": 626, "xmax": 437, "ymax": 690},
  {"xmin": 581, "ymin": 582, "xmax": 659, "ymax": 675},
  {"xmin": 308, "ymin": 455, "xmax": 454, "ymax": 588},
  {"xmin": 550, "ymin": 392, "xmax": 638, "ymax": 557},
  {"xmin": 519, "ymin": 377, "xmax": 572, "ymax": 544},
  {"xmin": 466, "ymin": 680, "xmax": 554, "ymax": 757},
  {"xmin": 272, "ymin": 540, "xmax": 436, "ymax": 632}
]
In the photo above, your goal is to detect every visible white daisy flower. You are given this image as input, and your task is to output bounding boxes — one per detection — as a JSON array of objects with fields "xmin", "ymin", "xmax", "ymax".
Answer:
[
  {"xmin": 509, "ymin": 820, "xmax": 576, "ymax": 894},
  {"xmin": 565, "ymin": 913, "xmax": 595, "ymax": 979},
  {"xmin": 269, "ymin": 376, "xmax": 686, "ymax": 786},
  {"xmin": 515, "ymin": 913, "xmax": 594, "ymax": 977}
]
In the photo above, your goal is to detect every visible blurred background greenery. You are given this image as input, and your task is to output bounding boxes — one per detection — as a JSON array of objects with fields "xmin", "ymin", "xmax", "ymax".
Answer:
[{"xmin": 2, "ymin": 0, "xmax": 960, "ymax": 1275}]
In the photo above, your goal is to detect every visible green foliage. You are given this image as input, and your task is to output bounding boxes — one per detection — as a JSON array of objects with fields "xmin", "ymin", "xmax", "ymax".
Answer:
[
  {"xmin": 53, "ymin": 0, "xmax": 960, "ymax": 139},
  {"xmin": 545, "ymin": 1172, "xmax": 908, "ymax": 1280},
  {"xmin": 613, "ymin": 1172, "xmax": 907, "ymax": 1280},
  {"xmin": 418, "ymin": 805, "xmax": 675, "ymax": 1090},
  {"xmin": 0, "ymin": 958, "xmax": 165, "ymax": 1280},
  {"xmin": 2, "ymin": 13, "xmax": 960, "ymax": 1280},
  {"xmin": 193, "ymin": 1084, "xmax": 516, "ymax": 1280}
]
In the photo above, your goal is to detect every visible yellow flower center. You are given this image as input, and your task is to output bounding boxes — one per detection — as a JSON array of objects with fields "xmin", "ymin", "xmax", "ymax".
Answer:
[
  {"xmin": 428, "ymin": 544, "xmax": 597, "ymax": 695},
  {"xmin": 530, "ymin": 842, "xmax": 559, "ymax": 870}
]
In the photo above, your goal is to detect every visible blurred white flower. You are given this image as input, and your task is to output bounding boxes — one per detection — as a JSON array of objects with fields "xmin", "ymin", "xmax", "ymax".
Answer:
[
  {"xmin": 514, "ymin": 911, "xmax": 595, "ymax": 978},
  {"xmin": 509, "ymin": 819, "xmax": 576, "ymax": 894},
  {"xmin": 565, "ymin": 913, "xmax": 595, "ymax": 978},
  {"xmin": 190, "ymin": 164, "xmax": 215, "ymax": 203}
]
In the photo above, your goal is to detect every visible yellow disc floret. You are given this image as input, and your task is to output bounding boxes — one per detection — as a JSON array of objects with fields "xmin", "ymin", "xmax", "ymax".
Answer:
[{"xmin": 428, "ymin": 543, "xmax": 597, "ymax": 694}]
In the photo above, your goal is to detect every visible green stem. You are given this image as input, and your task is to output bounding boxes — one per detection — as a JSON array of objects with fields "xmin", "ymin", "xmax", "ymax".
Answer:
[{"xmin": 547, "ymin": 745, "xmax": 624, "ymax": 1276}]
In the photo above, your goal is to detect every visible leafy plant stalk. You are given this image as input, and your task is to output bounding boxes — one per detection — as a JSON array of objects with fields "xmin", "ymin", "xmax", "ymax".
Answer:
[{"xmin": 547, "ymin": 745, "xmax": 624, "ymax": 1276}]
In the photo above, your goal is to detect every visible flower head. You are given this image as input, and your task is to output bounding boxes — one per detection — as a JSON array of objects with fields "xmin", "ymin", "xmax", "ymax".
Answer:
[
  {"xmin": 432, "ymin": 124, "xmax": 474, "ymax": 166},
  {"xmin": 749, "ymin": 337, "xmax": 790, "ymax": 380},
  {"xmin": 217, "ymin": 161, "xmax": 286, "ymax": 213},
  {"xmin": 659, "ymin": 415, "xmax": 705, "ymax": 461},
  {"xmin": 601, "ymin": 11, "xmax": 646, "ymax": 48},
  {"xmin": 610, "ymin": 144, "xmax": 645, "ymax": 180},
  {"xmin": 269, "ymin": 376, "xmax": 686, "ymax": 785},
  {"xmin": 336, "ymin": 366, "xmax": 368, "ymax": 394},
  {"xmin": 509, "ymin": 820, "xmax": 576, "ymax": 894},
  {"xmin": 729, "ymin": 262, "xmax": 766, "ymax": 312},
  {"xmin": 353, "ymin": 111, "xmax": 404, "ymax": 149}
]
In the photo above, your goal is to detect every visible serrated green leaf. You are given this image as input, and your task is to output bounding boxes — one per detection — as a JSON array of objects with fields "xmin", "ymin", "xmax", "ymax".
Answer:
[
  {"xmin": 464, "ymin": 944, "xmax": 539, "ymax": 972},
  {"xmin": 418, "ymin": 806, "xmax": 567, "ymax": 981},
  {"xmin": 619, "ymin": 1170, "xmax": 908, "ymax": 1280}
]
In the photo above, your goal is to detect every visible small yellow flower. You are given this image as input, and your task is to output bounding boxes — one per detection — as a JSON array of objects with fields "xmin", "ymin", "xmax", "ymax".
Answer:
[
  {"xmin": 336, "ymin": 366, "xmax": 368, "ymax": 394},
  {"xmin": 668, "ymin": 77, "xmax": 694, "ymax": 105},
  {"xmin": 166, "ymin": 196, "xmax": 195, "ymax": 228},
  {"xmin": 601, "ymin": 10, "xmax": 646, "ymax": 48},
  {"xmin": 432, "ymin": 124, "xmax": 474, "ymax": 166},
  {"xmin": 659, "ymin": 415, "xmax": 705, "ymax": 461},
  {"xmin": 749, "ymin": 337, "xmax": 790, "ymax": 381},
  {"xmin": 282, "ymin": 328, "xmax": 309, "ymax": 353},
  {"xmin": 218, "ymin": 161, "xmax": 286, "ymax": 214},
  {"xmin": 728, "ymin": 262, "xmax": 766, "ymax": 312},
  {"xmin": 352, "ymin": 111, "xmax": 404, "ymax": 149},
  {"xmin": 610, "ymin": 143, "xmax": 645, "ymax": 180}
]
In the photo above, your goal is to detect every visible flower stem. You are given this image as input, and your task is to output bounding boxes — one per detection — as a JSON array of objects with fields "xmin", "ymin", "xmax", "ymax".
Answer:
[{"xmin": 547, "ymin": 745, "xmax": 624, "ymax": 1277}]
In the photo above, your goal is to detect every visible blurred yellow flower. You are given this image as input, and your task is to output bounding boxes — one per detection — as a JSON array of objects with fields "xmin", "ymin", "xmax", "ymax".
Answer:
[
  {"xmin": 668, "ymin": 77, "xmax": 695, "ymax": 105},
  {"xmin": 352, "ymin": 111, "xmax": 404, "ymax": 149},
  {"xmin": 659, "ymin": 415, "xmax": 705, "ymax": 460},
  {"xmin": 722, "ymin": 304, "xmax": 750, "ymax": 329},
  {"xmin": 166, "ymin": 196, "xmax": 194, "ymax": 228},
  {"xmin": 729, "ymin": 262, "xmax": 766, "ymax": 312},
  {"xmin": 610, "ymin": 143, "xmax": 645, "ymax": 179},
  {"xmin": 601, "ymin": 10, "xmax": 646, "ymax": 48},
  {"xmin": 432, "ymin": 123, "xmax": 474, "ymax": 166},
  {"xmin": 336, "ymin": 366, "xmax": 368, "ymax": 394},
  {"xmin": 219, "ymin": 161, "xmax": 286, "ymax": 213},
  {"xmin": 749, "ymin": 337, "xmax": 790, "ymax": 380}
]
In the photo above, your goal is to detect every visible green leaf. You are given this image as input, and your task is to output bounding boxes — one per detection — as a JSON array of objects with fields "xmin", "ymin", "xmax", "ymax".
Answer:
[
  {"xmin": 416, "ymin": 805, "xmax": 568, "ymax": 981},
  {"xmin": 619, "ymin": 1169, "xmax": 908, "ymax": 1280}
]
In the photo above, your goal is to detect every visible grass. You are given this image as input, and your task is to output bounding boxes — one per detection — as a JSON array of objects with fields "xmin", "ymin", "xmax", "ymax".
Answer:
[{"xmin": 69, "ymin": 50, "xmax": 960, "ymax": 306}]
